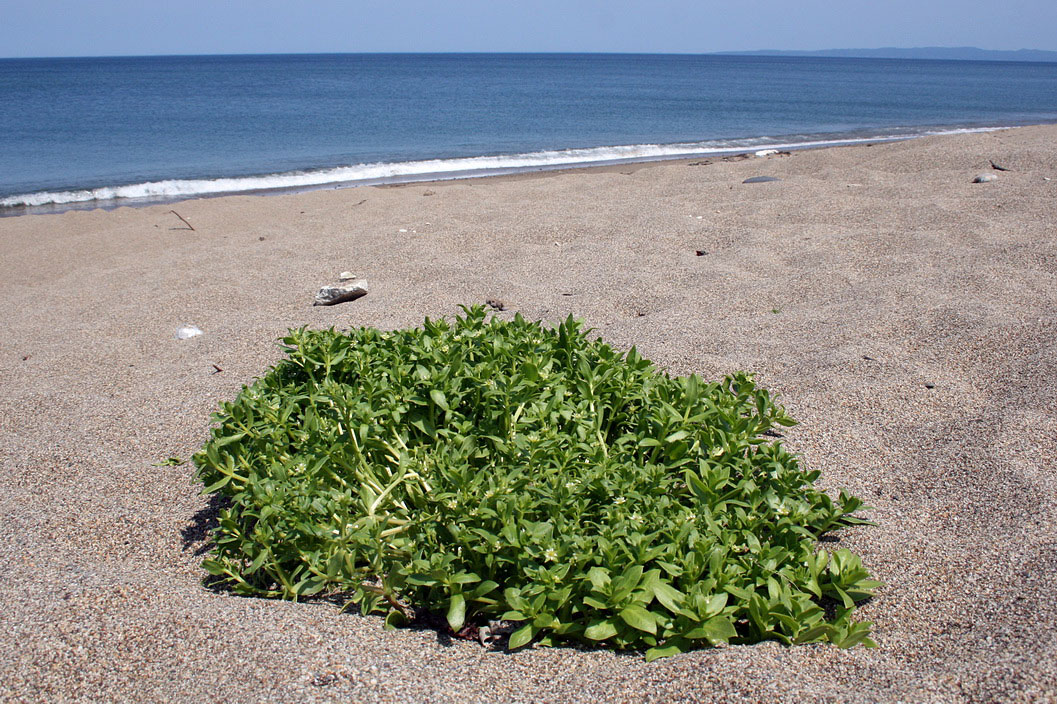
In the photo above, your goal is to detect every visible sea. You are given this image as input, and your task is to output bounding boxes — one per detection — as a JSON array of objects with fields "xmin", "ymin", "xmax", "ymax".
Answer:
[{"xmin": 2, "ymin": 53, "xmax": 1057, "ymax": 214}]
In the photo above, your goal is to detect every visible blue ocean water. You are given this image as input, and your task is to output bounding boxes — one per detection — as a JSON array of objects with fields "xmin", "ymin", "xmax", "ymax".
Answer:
[{"xmin": 2, "ymin": 53, "xmax": 1056, "ymax": 211}]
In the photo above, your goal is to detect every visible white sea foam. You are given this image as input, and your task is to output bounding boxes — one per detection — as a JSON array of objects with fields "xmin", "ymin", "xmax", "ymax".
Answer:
[{"xmin": 0, "ymin": 126, "xmax": 1008, "ymax": 210}]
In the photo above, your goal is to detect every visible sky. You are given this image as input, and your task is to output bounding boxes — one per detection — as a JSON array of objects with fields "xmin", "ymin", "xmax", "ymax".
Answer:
[{"xmin": 2, "ymin": 0, "xmax": 1057, "ymax": 58}]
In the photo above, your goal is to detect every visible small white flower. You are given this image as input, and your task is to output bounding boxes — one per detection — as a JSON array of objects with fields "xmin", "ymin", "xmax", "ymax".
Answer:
[
  {"xmin": 613, "ymin": 496, "xmax": 626, "ymax": 505},
  {"xmin": 543, "ymin": 547, "xmax": 558, "ymax": 562}
]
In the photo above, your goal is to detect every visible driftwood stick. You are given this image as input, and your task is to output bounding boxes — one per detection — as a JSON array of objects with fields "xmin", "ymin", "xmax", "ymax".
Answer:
[{"xmin": 169, "ymin": 209, "xmax": 196, "ymax": 231}]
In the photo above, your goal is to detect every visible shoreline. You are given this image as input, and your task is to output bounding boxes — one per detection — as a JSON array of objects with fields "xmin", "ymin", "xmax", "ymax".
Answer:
[
  {"xmin": 1, "ymin": 121, "xmax": 1040, "ymax": 217},
  {"xmin": 2, "ymin": 125, "xmax": 1056, "ymax": 702}
]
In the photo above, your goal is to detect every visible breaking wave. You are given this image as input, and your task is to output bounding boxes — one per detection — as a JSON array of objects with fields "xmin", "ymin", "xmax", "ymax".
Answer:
[{"xmin": 0, "ymin": 126, "xmax": 1007, "ymax": 210}]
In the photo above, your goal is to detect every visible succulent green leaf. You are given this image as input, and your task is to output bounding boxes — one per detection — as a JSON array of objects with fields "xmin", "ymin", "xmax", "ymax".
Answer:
[
  {"xmin": 645, "ymin": 642, "xmax": 686, "ymax": 662},
  {"xmin": 430, "ymin": 389, "xmax": 450, "ymax": 412},
  {"xmin": 587, "ymin": 566, "xmax": 611, "ymax": 592},
  {"xmin": 651, "ymin": 581, "xmax": 686, "ymax": 614},
  {"xmin": 508, "ymin": 624, "xmax": 535, "ymax": 650},
  {"xmin": 446, "ymin": 593, "xmax": 466, "ymax": 632},
  {"xmin": 619, "ymin": 604, "xmax": 658, "ymax": 635},
  {"xmin": 584, "ymin": 619, "xmax": 619, "ymax": 641}
]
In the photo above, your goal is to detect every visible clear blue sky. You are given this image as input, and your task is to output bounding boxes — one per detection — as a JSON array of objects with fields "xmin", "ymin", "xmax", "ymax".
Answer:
[{"xmin": 2, "ymin": 0, "xmax": 1056, "ymax": 58}]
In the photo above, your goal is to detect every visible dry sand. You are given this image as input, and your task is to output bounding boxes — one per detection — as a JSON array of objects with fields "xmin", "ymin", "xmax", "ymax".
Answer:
[{"xmin": 2, "ymin": 125, "xmax": 1056, "ymax": 703}]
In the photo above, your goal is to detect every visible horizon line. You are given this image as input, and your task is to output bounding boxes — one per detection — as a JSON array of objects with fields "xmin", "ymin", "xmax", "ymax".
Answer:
[{"xmin": 3, "ymin": 46, "xmax": 1057, "ymax": 61}]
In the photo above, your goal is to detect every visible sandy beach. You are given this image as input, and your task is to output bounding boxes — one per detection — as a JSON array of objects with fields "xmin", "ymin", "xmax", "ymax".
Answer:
[{"xmin": 2, "ymin": 125, "xmax": 1056, "ymax": 703}]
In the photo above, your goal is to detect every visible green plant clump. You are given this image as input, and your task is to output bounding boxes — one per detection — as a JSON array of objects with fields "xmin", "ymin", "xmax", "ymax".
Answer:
[{"xmin": 195, "ymin": 306, "xmax": 878, "ymax": 660}]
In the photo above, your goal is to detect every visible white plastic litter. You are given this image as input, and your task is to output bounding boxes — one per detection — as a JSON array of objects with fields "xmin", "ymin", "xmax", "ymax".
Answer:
[
  {"xmin": 174, "ymin": 325, "xmax": 204, "ymax": 340},
  {"xmin": 755, "ymin": 149, "xmax": 779, "ymax": 157}
]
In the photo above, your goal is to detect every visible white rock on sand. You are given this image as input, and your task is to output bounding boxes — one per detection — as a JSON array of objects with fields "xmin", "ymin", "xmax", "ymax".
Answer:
[{"xmin": 314, "ymin": 279, "xmax": 369, "ymax": 306}]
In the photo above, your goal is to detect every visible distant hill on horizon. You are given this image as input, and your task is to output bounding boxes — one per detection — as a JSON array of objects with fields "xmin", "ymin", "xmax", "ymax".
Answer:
[{"xmin": 716, "ymin": 47, "xmax": 1057, "ymax": 62}]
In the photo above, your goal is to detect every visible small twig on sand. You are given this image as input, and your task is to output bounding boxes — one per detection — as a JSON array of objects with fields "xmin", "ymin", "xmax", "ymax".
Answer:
[
  {"xmin": 990, "ymin": 160, "xmax": 1013, "ymax": 172},
  {"xmin": 211, "ymin": 364, "xmax": 223, "ymax": 374},
  {"xmin": 170, "ymin": 209, "xmax": 196, "ymax": 231}
]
